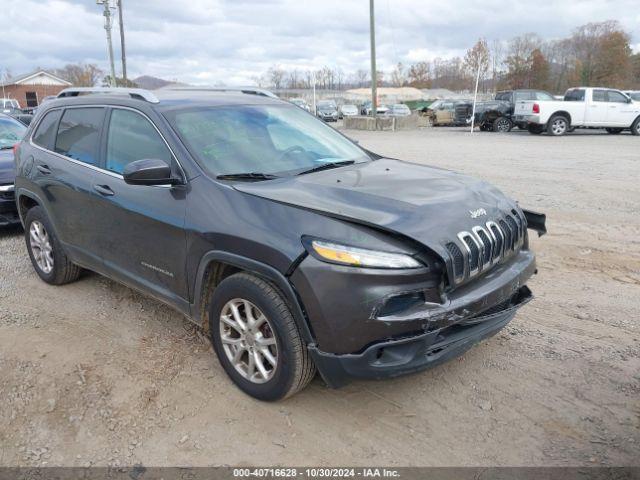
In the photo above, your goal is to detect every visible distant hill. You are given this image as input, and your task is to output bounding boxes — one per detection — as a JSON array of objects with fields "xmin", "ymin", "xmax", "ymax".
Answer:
[{"xmin": 133, "ymin": 75, "xmax": 186, "ymax": 90}]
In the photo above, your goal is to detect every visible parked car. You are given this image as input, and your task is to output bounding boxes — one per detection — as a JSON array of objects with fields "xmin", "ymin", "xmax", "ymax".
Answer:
[
  {"xmin": 1, "ymin": 98, "xmax": 21, "ymax": 113},
  {"xmin": 474, "ymin": 90, "xmax": 555, "ymax": 132},
  {"xmin": 384, "ymin": 104, "xmax": 411, "ymax": 117},
  {"xmin": 289, "ymin": 98, "xmax": 310, "ymax": 112},
  {"xmin": 427, "ymin": 100, "xmax": 471, "ymax": 126},
  {"xmin": 316, "ymin": 100, "xmax": 339, "ymax": 122},
  {"xmin": 515, "ymin": 87, "xmax": 640, "ymax": 136},
  {"xmin": 15, "ymin": 86, "xmax": 545, "ymax": 400},
  {"xmin": 340, "ymin": 104, "xmax": 358, "ymax": 117},
  {"xmin": 0, "ymin": 113, "xmax": 27, "ymax": 226},
  {"xmin": 360, "ymin": 101, "xmax": 389, "ymax": 116},
  {"xmin": 623, "ymin": 91, "xmax": 640, "ymax": 102}
]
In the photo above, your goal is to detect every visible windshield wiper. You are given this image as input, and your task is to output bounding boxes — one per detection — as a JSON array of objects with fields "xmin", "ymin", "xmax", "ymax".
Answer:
[
  {"xmin": 297, "ymin": 160, "xmax": 355, "ymax": 176},
  {"xmin": 216, "ymin": 172, "xmax": 279, "ymax": 181}
]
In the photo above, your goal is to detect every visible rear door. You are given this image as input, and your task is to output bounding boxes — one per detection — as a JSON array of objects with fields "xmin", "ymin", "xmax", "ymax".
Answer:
[
  {"xmin": 90, "ymin": 107, "xmax": 189, "ymax": 303},
  {"xmin": 29, "ymin": 106, "xmax": 104, "ymax": 269},
  {"xmin": 585, "ymin": 89, "xmax": 608, "ymax": 125}
]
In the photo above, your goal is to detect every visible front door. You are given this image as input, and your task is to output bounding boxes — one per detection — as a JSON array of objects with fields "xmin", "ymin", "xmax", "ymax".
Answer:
[
  {"xmin": 91, "ymin": 107, "xmax": 189, "ymax": 304},
  {"xmin": 605, "ymin": 90, "xmax": 639, "ymax": 126}
]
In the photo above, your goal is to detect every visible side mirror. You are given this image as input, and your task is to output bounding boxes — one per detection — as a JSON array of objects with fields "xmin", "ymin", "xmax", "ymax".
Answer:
[{"xmin": 123, "ymin": 158, "xmax": 181, "ymax": 186}]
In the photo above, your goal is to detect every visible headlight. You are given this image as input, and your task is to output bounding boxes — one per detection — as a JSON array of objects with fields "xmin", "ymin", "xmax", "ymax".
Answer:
[{"xmin": 305, "ymin": 238, "xmax": 422, "ymax": 269}]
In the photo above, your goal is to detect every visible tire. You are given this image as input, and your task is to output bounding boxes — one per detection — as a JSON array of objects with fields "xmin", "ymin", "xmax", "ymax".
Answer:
[
  {"xmin": 630, "ymin": 118, "xmax": 640, "ymax": 136},
  {"xmin": 528, "ymin": 124, "xmax": 544, "ymax": 135},
  {"xmin": 493, "ymin": 117, "xmax": 512, "ymax": 133},
  {"xmin": 606, "ymin": 128, "xmax": 623, "ymax": 134},
  {"xmin": 24, "ymin": 206, "xmax": 81, "ymax": 285},
  {"xmin": 547, "ymin": 115, "xmax": 570, "ymax": 136},
  {"xmin": 209, "ymin": 272, "xmax": 316, "ymax": 401}
]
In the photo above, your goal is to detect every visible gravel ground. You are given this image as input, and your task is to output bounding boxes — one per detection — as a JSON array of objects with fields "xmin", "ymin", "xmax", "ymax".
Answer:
[{"xmin": 0, "ymin": 126, "xmax": 638, "ymax": 467}]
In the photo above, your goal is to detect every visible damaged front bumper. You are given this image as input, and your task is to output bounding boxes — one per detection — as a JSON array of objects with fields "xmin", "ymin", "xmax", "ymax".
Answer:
[
  {"xmin": 292, "ymin": 247, "xmax": 537, "ymax": 388},
  {"xmin": 309, "ymin": 286, "xmax": 531, "ymax": 388}
]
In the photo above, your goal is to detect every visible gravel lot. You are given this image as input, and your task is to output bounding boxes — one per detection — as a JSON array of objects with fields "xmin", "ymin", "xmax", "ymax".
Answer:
[{"xmin": 0, "ymin": 127, "xmax": 638, "ymax": 467}]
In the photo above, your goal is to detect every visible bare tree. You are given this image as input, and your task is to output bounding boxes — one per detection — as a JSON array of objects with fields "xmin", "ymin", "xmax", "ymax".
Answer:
[
  {"xmin": 55, "ymin": 63, "xmax": 104, "ymax": 87},
  {"xmin": 390, "ymin": 62, "xmax": 406, "ymax": 87}
]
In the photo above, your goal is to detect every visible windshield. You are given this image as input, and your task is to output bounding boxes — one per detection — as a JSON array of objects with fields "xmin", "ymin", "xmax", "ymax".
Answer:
[
  {"xmin": 0, "ymin": 116, "xmax": 26, "ymax": 149},
  {"xmin": 166, "ymin": 104, "xmax": 370, "ymax": 177}
]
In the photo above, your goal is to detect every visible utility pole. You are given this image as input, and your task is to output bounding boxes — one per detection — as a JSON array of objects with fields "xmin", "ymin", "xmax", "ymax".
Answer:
[
  {"xmin": 369, "ymin": 0, "xmax": 377, "ymax": 118},
  {"xmin": 117, "ymin": 0, "xmax": 127, "ymax": 83},
  {"xmin": 97, "ymin": 0, "xmax": 117, "ymax": 87}
]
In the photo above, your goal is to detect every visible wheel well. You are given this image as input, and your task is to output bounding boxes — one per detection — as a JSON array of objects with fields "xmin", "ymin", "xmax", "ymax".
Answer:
[
  {"xmin": 551, "ymin": 111, "xmax": 571, "ymax": 125},
  {"xmin": 18, "ymin": 195, "xmax": 39, "ymax": 220},
  {"xmin": 198, "ymin": 261, "xmax": 242, "ymax": 333}
]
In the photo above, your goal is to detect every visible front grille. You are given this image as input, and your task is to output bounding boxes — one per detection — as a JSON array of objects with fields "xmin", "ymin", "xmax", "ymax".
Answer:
[{"xmin": 446, "ymin": 210, "xmax": 527, "ymax": 285}]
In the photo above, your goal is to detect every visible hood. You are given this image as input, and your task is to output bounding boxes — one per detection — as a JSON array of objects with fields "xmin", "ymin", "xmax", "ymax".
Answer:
[
  {"xmin": 0, "ymin": 149, "xmax": 15, "ymax": 185},
  {"xmin": 233, "ymin": 158, "xmax": 517, "ymax": 263}
]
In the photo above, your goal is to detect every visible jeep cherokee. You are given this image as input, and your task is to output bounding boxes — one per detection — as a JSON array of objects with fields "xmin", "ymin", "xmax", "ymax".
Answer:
[{"xmin": 14, "ymin": 87, "xmax": 545, "ymax": 401}]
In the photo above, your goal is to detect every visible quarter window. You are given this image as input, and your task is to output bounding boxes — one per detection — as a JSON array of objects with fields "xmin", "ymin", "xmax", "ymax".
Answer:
[
  {"xmin": 55, "ymin": 108, "xmax": 104, "ymax": 165},
  {"xmin": 105, "ymin": 109, "xmax": 172, "ymax": 174},
  {"xmin": 32, "ymin": 109, "xmax": 62, "ymax": 150}
]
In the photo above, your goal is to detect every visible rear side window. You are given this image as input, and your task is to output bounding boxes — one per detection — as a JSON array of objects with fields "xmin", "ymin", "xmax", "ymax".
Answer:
[
  {"xmin": 32, "ymin": 109, "xmax": 62, "ymax": 149},
  {"xmin": 55, "ymin": 108, "xmax": 104, "ymax": 165},
  {"xmin": 105, "ymin": 109, "xmax": 172, "ymax": 174},
  {"xmin": 564, "ymin": 89, "xmax": 585, "ymax": 102}
]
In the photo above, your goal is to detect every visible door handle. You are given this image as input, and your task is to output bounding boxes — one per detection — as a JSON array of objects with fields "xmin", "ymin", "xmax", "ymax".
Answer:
[
  {"xmin": 93, "ymin": 184, "xmax": 115, "ymax": 196},
  {"xmin": 36, "ymin": 164, "xmax": 51, "ymax": 175}
]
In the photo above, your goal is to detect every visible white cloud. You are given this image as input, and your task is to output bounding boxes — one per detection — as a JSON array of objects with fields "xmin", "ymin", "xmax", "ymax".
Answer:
[{"xmin": 0, "ymin": 0, "xmax": 637, "ymax": 85}]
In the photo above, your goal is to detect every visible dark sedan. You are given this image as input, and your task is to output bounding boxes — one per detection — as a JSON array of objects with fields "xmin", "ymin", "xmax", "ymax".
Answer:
[{"xmin": 0, "ymin": 113, "xmax": 26, "ymax": 226}]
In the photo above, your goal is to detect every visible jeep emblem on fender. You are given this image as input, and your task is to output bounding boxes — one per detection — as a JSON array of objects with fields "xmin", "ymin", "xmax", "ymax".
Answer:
[{"xmin": 469, "ymin": 208, "xmax": 487, "ymax": 218}]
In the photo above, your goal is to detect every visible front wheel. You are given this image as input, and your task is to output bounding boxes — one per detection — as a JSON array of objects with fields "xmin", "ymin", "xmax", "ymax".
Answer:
[
  {"xmin": 630, "ymin": 118, "xmax": 640, "ymax": 136},
  {"xmin": 209, "ymin": 273, "xmax": 316, "ymax": 401},
  {"xmin": 547, "ymin": 115, "xmax": 570, "ymax": 136}
]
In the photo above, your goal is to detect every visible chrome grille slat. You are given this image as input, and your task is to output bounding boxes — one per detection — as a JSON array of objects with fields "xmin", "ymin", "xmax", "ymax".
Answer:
[{"xmin": 447, "ymin": 212, "xmax": 525, "ymax": 285}]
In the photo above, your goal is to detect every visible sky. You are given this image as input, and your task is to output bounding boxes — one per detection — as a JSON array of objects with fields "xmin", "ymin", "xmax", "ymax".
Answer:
[{"xmin": 1, "ymin": 0, "xmax": 639, "ymax": 85}]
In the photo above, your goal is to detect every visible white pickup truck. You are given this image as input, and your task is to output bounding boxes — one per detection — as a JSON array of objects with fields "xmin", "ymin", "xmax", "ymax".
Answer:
[{"xmin": 514, "ymin": 87, "xmax": 640, "ymax": 136}]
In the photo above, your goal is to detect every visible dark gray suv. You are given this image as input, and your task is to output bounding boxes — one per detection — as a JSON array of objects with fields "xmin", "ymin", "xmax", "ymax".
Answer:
[{"xmin": 14, "ymin": 87, "xmax": 545, "ymax": 401}]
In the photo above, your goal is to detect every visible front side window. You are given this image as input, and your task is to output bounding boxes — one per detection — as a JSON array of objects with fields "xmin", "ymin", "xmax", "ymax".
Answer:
[
  {"xmin": 106, "ymin": 109, "xmax": 172, "ymax": 174},
  {"xmin": 55, "ymin": 107, "xmax": 104, "ymax": 165},
  {"xmin": 32, "ymin": 109, "xmax": 62, "ymax": 149},
  {"xmin": 166, "ymin": 104, "xmax": 369, "ymax": 177},
  {"xmin": 0, "ymin": 116, "xmax": 27, "ymax": 149},
  {"xmin": 606, "ymin": 91, "xmax": 628, "ymax": 103}
]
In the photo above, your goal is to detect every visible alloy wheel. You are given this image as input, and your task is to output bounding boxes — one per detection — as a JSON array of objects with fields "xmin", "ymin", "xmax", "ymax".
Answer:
[
  {"xmin": 496, "ymin": 119, "xmax": 510, "ymax": 132},
  {"xmin": 219, "ymin": 298, "xmax": 278, "ymax": 384},
  {"xmin": 29, "ymin": 221, "xmax": 54, "ymax": 274},
  {"xmin": 551, "ymin": 118, "xmax": 567, "ymax": 135}
]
